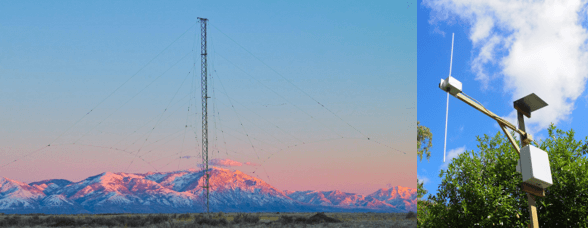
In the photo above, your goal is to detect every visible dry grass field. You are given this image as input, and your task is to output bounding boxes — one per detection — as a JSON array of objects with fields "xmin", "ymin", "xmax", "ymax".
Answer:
[{"xmin": 0, "ymin": 212, "xmax": 416, "ymax": 228}]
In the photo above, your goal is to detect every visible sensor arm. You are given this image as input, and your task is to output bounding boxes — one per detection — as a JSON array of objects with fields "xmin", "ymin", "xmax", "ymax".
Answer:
[
  {"xmin": 453, "ymin": 92, "xmax": 533, "ymax": 146},
  {"xmin": 499, "ymin": 123, "xmax": 520, "ymax": 155}
]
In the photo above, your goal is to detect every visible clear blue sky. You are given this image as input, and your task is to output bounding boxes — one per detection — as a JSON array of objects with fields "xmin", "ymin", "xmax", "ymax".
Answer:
[
  {"xmin": 0, "ymin": 1, "xmax": 416, "ymax": 196},
  {"xmin": 418, "ymin": 0, "xmax": 588, "ymax": 199}
]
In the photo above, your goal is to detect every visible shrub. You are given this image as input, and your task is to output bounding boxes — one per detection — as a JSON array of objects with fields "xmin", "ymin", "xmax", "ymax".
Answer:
[
  {"xmin": 193, "ymin": 215, "xmax": 228, "ymax": 226},
  {"xmin": 91, "ymin": 217, "xmax": 118, "ymax": 227},
  {"xmin": 277, "ymin": 215, "xmax": 306, "ymax": 224},
  {"xmin": 1, "ymin": 216, "xmax": 21, "ymax": 226},
  {"xmin": 156, "ymin": 221, "xmax": 182, "ymax": 228},
  {"xmin": 113, "ymin": 215, "xmax": 128, "ymax": 225},
  {"xmin": 406, "ymin": 211, "xmax": 416, "ymax": 219},
  {"xmin": 178, "ymin": 213, "xmax": 191, "ymax": 220},
  {"xmin": 232, "ymin": 213, "xmax": 259, "ymax": 224},
  {"xmin": 99, "ymin": 215, "xmax": 150, "ymax": 227},
  {"xmin": 48, "ymin": 217, "xmax": 78, "ymax": 227},
  {"xmin": 24, "ymin": 215, "xmax": 45, "ymax": 226},
  {"xmin": 146, "ymin": 214, "xmax": 170, "ymax": 224},
  {"xmin": 125, "ymin": 216, "xmax": 148, "ymax": 227}
]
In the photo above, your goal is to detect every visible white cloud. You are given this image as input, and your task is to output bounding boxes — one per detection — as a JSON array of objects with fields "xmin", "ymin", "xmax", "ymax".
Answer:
[
  {"xmin": 471, "ymin": 35, "xmax": 503, "ymax": 90},
  {"xmin": 417, "ymin": 175, "xmax": 430, "ymax": 185},
  {"xmin": 197, "ymin": 158, "xmax": 242, "ymax": 168},
  {"xmin": 196, "ymin": 159, "xmax": 261, "ymax": 168},
  {"xmin": 433, "ymin": 27, "xmax": 446, "ymax": 37},
  {"xmin": 244, "ymin": 162, "xmax": 260, "ymax": 166},
  {"xmin": 440, "ymin": 145, "xmax": 466, "ymax": 170},
  {"xmin": 424, "ymin": 0, "xmax": 588, "ymax": 134}
]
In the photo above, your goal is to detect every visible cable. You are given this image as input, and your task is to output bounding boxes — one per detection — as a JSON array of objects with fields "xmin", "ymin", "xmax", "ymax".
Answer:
[
  {"xmin": 214, "ymin": 52, "xmax": 344, "ymax": 139},
  {"xmin": 462, "ymin": 92, "xmax": 488, "ymax": 112},
  {"xmin": 74, "ymin": 51, "xmax": 193, "ymax": 145},
  {"xmin": 0, "ymin": 146, "xmax": 49, "ymax": 169},
  {"xmin": 211, "ymin": 23, "xmax": 407, "ymax": 154},
  {"xmin": 0, "ymin": 23, "xmax": 200, "ymax": 170},
  {"xmin": 211, "ymin": 24, "xmax": 365, "ymax": 137},
  {"xmin": 461, "ymin": 91, "xmax": 509, "ymax": 125},
  {"xmin": 213, "ymin": 89, "xmax": 286, "ymax": 148},
  {"xmin": 133, "ymin": 67, "xmax": 194, "ymax": 158},
  {"xmin": 217, "ymin": 72, "xmax": 261, "ymax": 160},
  {"xmin": 213, "ymin": 68, "xmax": 304, "ymax": 145},
  {"xmin": 110, "ymin": 92, "xmax": 192, "ymax": 149},
  {"xmin": 50, "ymin": 21, "xmax": 200, "ymax": 148},
  {"xmin": 121, "ymin": 57, "xmax": 193, "ymax": 172}
]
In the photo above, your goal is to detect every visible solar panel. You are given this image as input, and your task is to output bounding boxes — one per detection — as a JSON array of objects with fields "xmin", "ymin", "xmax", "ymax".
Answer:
[{"xmin": 514, "ymin": 93, "xmax": 548, "ymax": 117}]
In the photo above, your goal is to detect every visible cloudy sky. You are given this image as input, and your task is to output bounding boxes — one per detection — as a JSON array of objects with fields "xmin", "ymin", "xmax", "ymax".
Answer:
[
  {"xmin": 418, "ymin": 0, "xmax": 588, "ymax": 198},
  {"xmin": 0, "ymin": 1, "xmax": 416, "ymax": 196}
]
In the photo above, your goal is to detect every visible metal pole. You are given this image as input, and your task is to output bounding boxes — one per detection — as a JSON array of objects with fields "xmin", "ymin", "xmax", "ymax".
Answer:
[
  {"xmin": 517, "ymin": 111, "xmax": 539, "ymax": 228},
  {"xmin": 198, "ymin": 17, "xmax": 210, "ymax": 214}
]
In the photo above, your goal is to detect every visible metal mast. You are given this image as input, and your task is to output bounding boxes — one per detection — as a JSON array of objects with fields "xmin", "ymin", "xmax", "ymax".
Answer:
[{"xmin": 198, "ymin": 17, "xmax": 210, "ymax": 214}]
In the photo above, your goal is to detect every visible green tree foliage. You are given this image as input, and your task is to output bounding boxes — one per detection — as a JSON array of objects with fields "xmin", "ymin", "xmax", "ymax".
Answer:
[
  {"xmin": 417, "ymin": 121, "xmax": 433, "ymax": 225},
  {"xmin": 418, "ymin": 124, "xmax": 588, "ymax": 227},
  {"xmin": 418, "ymin": 121, "xmax": 433, "ymax": 162}
]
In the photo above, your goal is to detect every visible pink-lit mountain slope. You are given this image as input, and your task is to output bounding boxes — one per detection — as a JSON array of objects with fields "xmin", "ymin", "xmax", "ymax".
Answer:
[
  {"xmin": 367, "ymin": 186, "xmax": 417, "ymax": 212},
  {"xmin": 284, "ymin": 186, "xmax": 417, "ymax": 212},
  {"xmin": 0, "ymin": 177, "xmax": 44, "ymax": 210},
  {"xmin": 0, "ymin": 167, "xmax": 415, "ymax": 214}
]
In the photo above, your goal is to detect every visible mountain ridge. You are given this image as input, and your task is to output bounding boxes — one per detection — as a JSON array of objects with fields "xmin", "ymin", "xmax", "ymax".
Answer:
[{"xmin": 1, "ymin": 167, "xmax": 415, "ymax": 214}]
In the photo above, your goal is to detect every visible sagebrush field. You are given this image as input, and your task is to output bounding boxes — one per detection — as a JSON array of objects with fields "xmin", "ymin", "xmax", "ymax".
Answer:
[{"xmin": 0, "ymin": 212, "xmax": 416, "ymax": 228}]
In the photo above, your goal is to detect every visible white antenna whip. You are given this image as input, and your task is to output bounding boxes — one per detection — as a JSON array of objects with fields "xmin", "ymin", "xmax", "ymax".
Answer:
[
  {"xmin": 449, "ymin": 33, "xmax": 454, "ymax": 77},
  {"xmin": 444, "ymin": 33, "xmax": 454, "ymax": 163},
  {"xmin": 444, "ymin": 94, "xmax": 449, "ymax": 163}
]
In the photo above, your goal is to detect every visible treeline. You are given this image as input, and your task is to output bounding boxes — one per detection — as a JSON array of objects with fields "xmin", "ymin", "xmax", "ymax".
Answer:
[{"xmin": 417, "ymin": 124, "xmax": 588, "ymax": 227}]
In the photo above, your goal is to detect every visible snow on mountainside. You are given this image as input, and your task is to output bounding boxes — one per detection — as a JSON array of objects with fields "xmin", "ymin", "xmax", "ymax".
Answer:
[
  {"xmin": 0, "ymin": 168, "xmax": 415, "ymax": 214},
  {"xmin": 367, "ymin": 186, "xmax": 417, "ymax": 212},
  {"xmin": 284, "ymin": 187, "xmax": 416, "ymax": 212},
  {"xmin": 29, "ymin": 179, "xmax": 72, "ymax": 189},
  {"xmin": 0, "ymin": 177, "xmax": 45, "ymax": 210}
]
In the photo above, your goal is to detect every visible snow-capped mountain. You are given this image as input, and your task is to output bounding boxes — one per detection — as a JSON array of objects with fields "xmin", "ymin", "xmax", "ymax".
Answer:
[
  {"xmin": 0, "ymin": 167, "xmax": 415, "ymax": 214},
  {"xmin": 284, "ymin": 187, "xmax": 417, "ymax": 212},
  {"xmin": 367, "ymin": 186, "xmax": 417, "ymax": 212},
  {"xmin": 0, "ymin": 177, "xmax": 45, "ymax": 210}
]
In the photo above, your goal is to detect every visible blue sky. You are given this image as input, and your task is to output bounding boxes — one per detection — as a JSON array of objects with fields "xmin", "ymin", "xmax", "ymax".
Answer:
[
  {"xmin": 0, "ymin": 1, "xmax": 416, "ymax": 195},
  {"xmin": 418, "ymin": 0, "xmax": 588, "ymax": 198}
]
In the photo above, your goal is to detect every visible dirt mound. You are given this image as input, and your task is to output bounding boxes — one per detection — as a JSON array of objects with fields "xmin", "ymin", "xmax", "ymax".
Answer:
[
  {"xmin": 275, "ymin": 212, "xmax": 341, "ymax": 225},
  {"xmin": 306, "ymin": 212, "xmax": 342, "ymax": 224}
]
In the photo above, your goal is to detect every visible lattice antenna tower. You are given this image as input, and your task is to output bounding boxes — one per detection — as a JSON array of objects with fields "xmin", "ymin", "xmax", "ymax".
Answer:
[{"xmin": 198, "ymin": 17, "xmax": 210, "ymax": 214}]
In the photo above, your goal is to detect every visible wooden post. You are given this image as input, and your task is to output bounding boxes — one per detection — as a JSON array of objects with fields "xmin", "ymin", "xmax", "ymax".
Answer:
[
  {"xmin": 448, "ymin": 91, "xmax": 547, "ymax": 227},
  {"xmin": 527, "ymin": 194, "xmax": 539, "ymax": 228},
  {"xmin": 518, "ymin": 111, "xmax": 539, "ymax": 228},
  {"xmin": 522, "ymin": 182, "xmax": 545, "ymax": 197}
]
